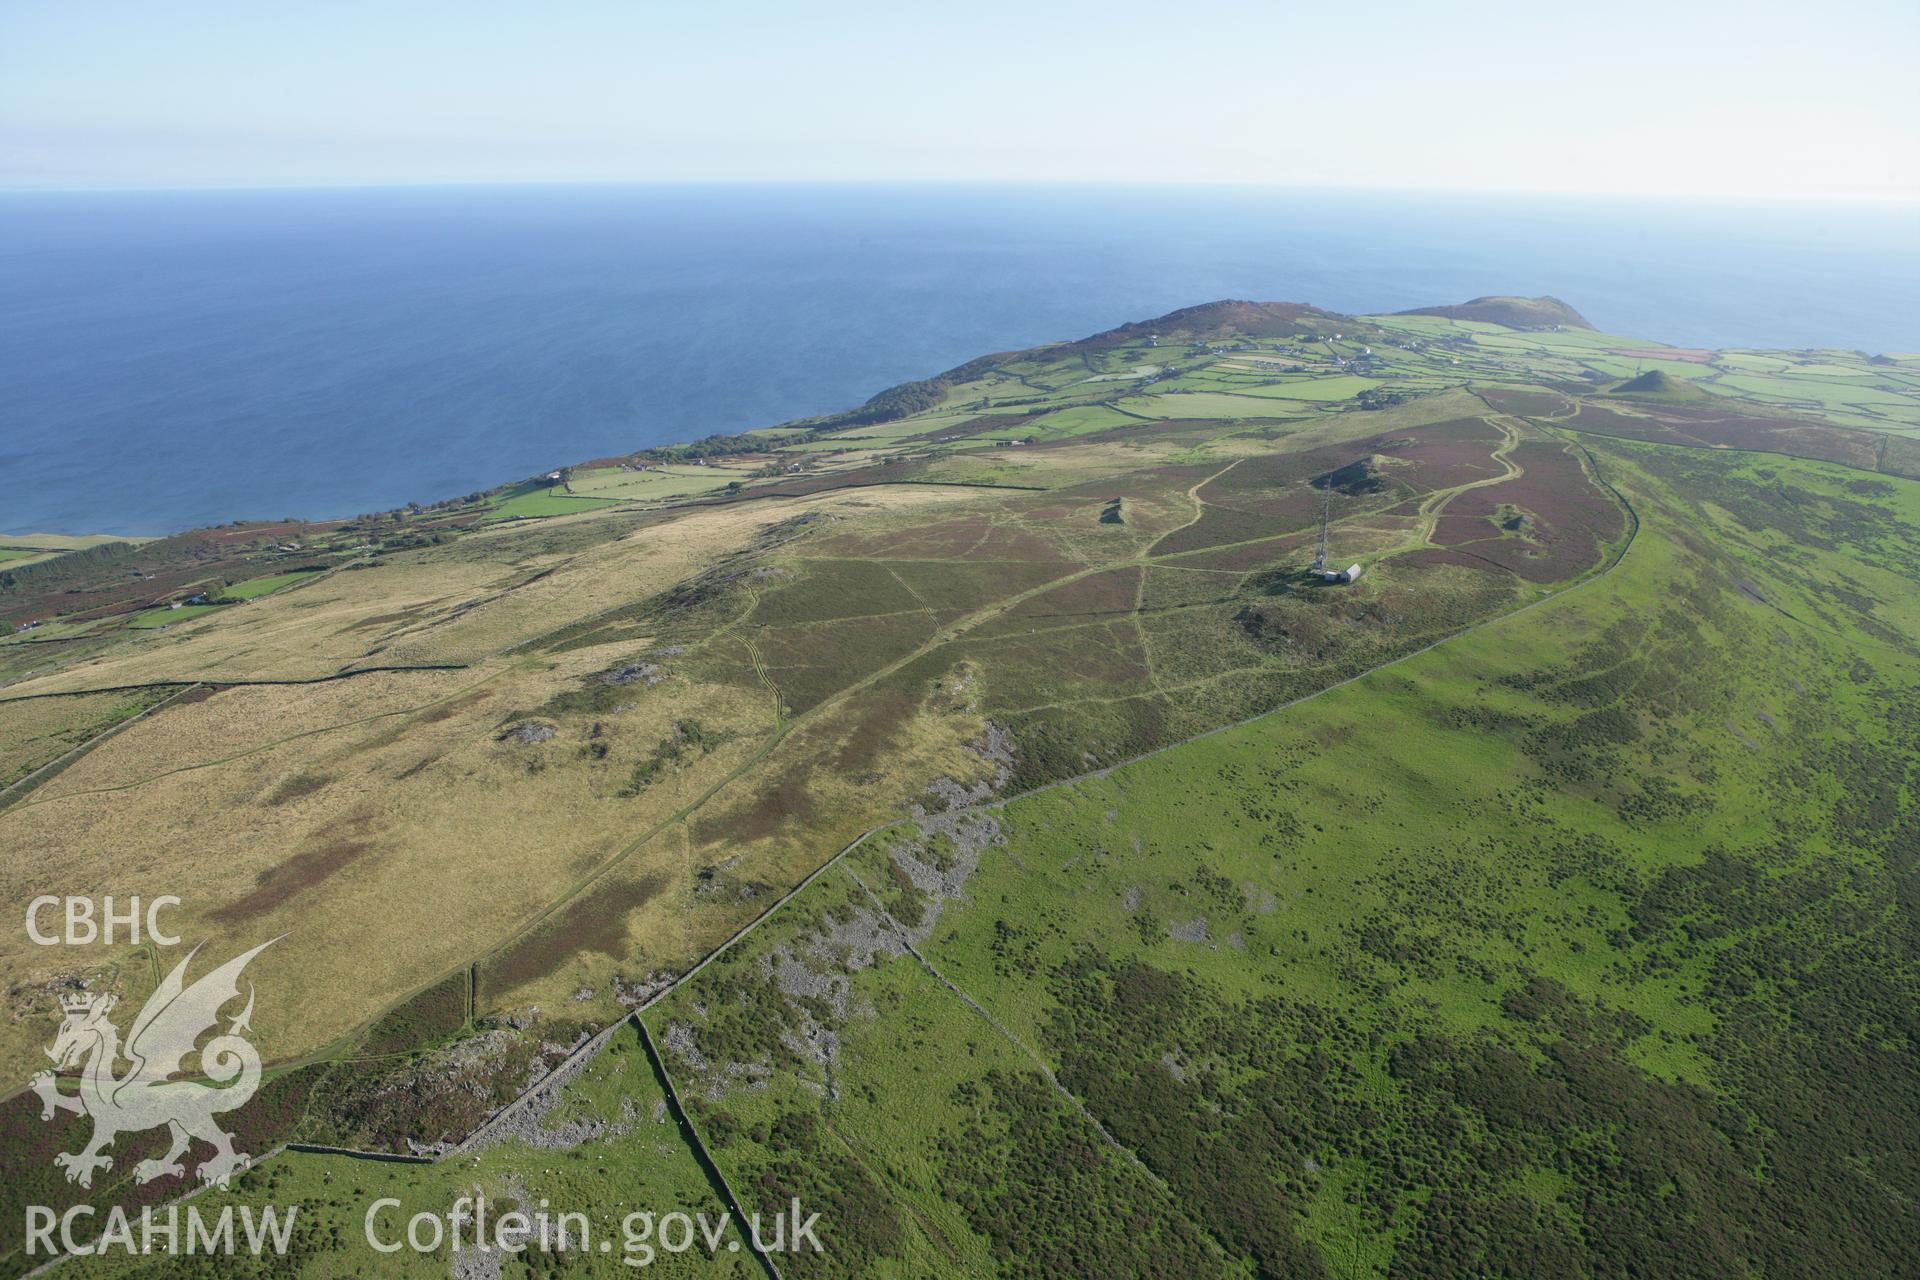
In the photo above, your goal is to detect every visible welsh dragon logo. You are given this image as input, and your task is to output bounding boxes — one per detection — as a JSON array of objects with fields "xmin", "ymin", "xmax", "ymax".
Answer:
[{"xmin": 31, "ymin": 939, "xmax": 278, "ymax": 1189}]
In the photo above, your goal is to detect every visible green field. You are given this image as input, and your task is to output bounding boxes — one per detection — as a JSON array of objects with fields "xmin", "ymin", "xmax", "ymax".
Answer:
[
  {"xmin": 1113, "ymin": 390, "xmax": 1329, "ymax": 419},
  {"xmin": 224, "ymin": 570, "xmax": 324, "ymax": 600},
  {"xmin": 486, "ymin": 487, "xmax": 628, "ymax": 520},
  {"xmin": 569, "ymin": 463, "xmax": 758, "ymax": 500}
]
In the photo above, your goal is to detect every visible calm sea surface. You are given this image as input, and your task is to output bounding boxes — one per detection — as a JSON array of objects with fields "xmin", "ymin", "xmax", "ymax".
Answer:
[{"xmin": 4, "ymin": 184, "xmax": 1916, "ymax": 535}]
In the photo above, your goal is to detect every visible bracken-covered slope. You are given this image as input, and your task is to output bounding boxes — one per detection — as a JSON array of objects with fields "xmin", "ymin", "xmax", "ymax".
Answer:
[{"xmin": 3, "ymin": 297, "xmax": 1918, "ymax": 1278}]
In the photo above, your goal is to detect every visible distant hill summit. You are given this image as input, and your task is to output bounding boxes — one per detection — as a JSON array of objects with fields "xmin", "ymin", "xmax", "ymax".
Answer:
[
  {"xmin": 1398, "ymin": 295, "xmax": 1594, "ymax": 330},
  {"xmin": 1070, "ymin": 299, "xmax": 1356, "ymax": 348},
  {"xmin": 1607, "ymin": 369, "xmax": 1707, "ymax": 400},
  {"xmin": 821, "ymin": 300, "xmax": 1364, "ymax": 430},
  {"xmin": 825, "ymin": 294, "xmax": 1591, "ymax": 433}
]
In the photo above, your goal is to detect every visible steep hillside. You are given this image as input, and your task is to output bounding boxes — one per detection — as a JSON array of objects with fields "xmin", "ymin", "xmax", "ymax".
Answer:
[
  {"xmin": 1065, "ymin": 298, "xmax": 1360, "ymax": 347},
  {"xmin": 1399, "ymin": 293, "xmax": 1595, "ymax": 328},
  {"xmin": 5, "ymin": 298, "xmax": 1918, "ymax": 1279}
]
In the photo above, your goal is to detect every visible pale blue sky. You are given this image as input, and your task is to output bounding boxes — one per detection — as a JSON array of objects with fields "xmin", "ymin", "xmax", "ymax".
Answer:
[{"xmin": 3, "ymin": 0, "xmax": 1915, "ymax": 199}]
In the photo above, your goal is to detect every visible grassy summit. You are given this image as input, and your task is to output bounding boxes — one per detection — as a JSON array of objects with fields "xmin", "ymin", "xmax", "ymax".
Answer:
[
  {"xmin": 1610, "ymin": 367, "xmax": 1710, "ymax": 400},
  {"xmin": 3, "ymin": 297, "xmax": 1918, "ymax": 1278},
  {"xmin": 1399, "ymin": 294, "xmax": 1594, "ymax": 328}
]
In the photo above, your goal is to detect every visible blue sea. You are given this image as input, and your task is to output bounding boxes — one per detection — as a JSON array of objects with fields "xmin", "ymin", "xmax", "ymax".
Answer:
[{"xmin": 4, "ymin": 184, "xmax": 1917, "ymax": 536}]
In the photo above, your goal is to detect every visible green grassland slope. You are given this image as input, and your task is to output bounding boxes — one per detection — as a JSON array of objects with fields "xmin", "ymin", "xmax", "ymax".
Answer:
[
  {"xmin": 2, "ymin": 298, "xmax": 1917, "ymax": 1278},
  {"xmin": 1398, "ymin": 295, "xmax": 1595, "ymax": 330}
]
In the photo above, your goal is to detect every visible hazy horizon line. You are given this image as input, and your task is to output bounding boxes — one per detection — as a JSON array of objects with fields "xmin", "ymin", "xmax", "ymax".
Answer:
[{"xmin": 3, "ymin": 176, "xmax": 1917, "ymax": 208}]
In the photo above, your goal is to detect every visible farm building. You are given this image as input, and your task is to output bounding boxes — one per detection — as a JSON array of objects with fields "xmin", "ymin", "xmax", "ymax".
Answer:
[{"xmin": 1320, "ymin": 563, "xmax": 1363, "ymax": 584}]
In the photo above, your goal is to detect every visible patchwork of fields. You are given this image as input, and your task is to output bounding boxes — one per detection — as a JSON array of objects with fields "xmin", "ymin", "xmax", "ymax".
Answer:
[{"xmin": 3, "ymin": 297, "xmax": 1916, "ymax": 1278}]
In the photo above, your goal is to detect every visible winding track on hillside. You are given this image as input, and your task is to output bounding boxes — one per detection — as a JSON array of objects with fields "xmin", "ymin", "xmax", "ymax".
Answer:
[
  {"xmin": 449, "ymin": 420, "xmax": 1570, "ymax": 994},
  {"xmin": 3, "ymin": 405, "xmax": 1637, "ymax": 1118},
  {"xmin": 29, "ymin": 423, "xmax": 1639, "ymax": 1274},
  {"xmin": 3, "ymin": 410, "xmax": 1663, "ymax": 1276},
  {"xmin": 4, "ymin": 406, "xmax": 1635, "ymax": 1089},
  {"xmin": 335, "ymin": 431, "xmax": 1649, "ymax": 1146}
]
